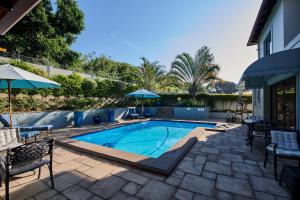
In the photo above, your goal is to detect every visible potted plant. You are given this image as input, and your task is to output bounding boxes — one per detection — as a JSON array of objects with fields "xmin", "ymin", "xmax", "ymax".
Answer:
[
  {"xmin": 93, "ymin": 110, "xmax": 105, "ymax": 124},
  {"xmin": 66, "ymin": 97, "xmax": 91, "ymax": 127}
]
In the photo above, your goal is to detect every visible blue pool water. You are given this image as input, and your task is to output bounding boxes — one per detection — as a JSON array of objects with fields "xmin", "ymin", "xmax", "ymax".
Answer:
[{"xmin": 72, "ymin": 120, "xmax": 216, "ymax": 158}]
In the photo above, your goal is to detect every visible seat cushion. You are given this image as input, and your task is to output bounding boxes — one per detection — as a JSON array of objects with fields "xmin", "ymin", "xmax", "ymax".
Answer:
[
  {"xmin": 20, "ymin": 131, "xmax": 40, "ymax": 139},
  {"xmin": 20, "ymin": 125, "xmax": 53, "ymax": 132},
  {"xmin": 271, "ymin": 130, "xmax": 299, "ymax": 151},
  {"xmin": 0, "ymin": 159, "xmax": 50, "ymax": 177},
  {"xmin": 267, "ymin": 146, "xmax": 300, "ymax": 158}
]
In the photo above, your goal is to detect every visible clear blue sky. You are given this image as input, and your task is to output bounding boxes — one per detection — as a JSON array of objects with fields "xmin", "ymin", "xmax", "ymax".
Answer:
[{"xmin": 72, "ymin": 0, "xmax": 262, "ymax": 83}]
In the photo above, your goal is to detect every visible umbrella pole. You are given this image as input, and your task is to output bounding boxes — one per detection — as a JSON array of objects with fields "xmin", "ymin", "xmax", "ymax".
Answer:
[{"xmin": 7, "ymin": 80, "xmax": 12, "ymax": 128}]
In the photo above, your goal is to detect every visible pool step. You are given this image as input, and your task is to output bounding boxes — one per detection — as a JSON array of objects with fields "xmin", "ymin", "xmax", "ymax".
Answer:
[{"xmin": 156, "ymin": 107, "xmax": 175, "ymax": 118}]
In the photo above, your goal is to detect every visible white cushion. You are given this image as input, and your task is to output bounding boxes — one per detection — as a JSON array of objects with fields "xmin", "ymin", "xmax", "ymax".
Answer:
[{"xmin": 0, "ymin": 129, "xmax": 20, "ymax": 150}]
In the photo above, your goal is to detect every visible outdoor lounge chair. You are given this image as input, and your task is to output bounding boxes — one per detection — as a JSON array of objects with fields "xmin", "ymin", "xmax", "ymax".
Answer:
[
  {"xmin": 127, "ymin": 107, "xmax": 140, "ymax": 119},
  {"xmin": 0, "ymin": 138, "xmax": 55, "ymax": 200},
  {"xmin": 264, "ymin": 130, "xmax": 300, "ymax": 180},
  {"xmin": 0, "ymin": 114, "xmax": 53, "ymax": 140},
  {"xmin": 0, "ymin": 128, "xmax": 23, "ymax": 152}
]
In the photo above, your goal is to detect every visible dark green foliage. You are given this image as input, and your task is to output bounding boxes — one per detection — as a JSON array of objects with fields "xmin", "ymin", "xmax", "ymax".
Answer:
[{"xmin": 0, "ymin": 0, "xmax": 84, "ymax": 68}]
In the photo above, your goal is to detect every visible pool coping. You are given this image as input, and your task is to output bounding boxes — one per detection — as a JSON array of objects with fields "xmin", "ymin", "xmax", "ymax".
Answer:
[{"xmin": 55, "ymin": 121, "xmax": 207, "ymax": 175}]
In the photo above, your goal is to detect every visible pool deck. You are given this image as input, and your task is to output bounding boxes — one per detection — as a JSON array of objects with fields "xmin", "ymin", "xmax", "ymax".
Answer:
[{"xmin": 0, "ymin": 120, "xmax": 296, "ymax": 200}]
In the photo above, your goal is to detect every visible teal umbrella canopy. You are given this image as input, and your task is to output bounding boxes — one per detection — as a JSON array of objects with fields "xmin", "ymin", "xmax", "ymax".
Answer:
[
  {"xmin": 0, "ymin": 64, "xmax": 60, "ymax": 89},
  {"xmin": 126, "ymin": 89, "xmax": 160, "ymax": 99},
  {"xmin": 0, "ymin": 64, "xmax": 60, "ymax": 127}
]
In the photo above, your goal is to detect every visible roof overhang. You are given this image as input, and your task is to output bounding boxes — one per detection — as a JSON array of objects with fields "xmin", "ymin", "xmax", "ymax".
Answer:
[
  {"xmin": 0, "ymin": 0, "xmax": 41, "ymax": 35},
  {"xmin": 247, "ymin": 0, "xmax": 277, "ymax": 46},
  {"xmin": 239, "ymin": 48, "xmax": 300, "ymax": 89}
]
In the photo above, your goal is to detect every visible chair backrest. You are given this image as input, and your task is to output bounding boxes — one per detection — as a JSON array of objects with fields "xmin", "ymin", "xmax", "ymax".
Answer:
[
  {"xmin": 271, "ymin": 130, "xmax": 300, "ymax": 151},
  {"xmin": 0, "ymin": 128, "xmax": 20, "ymax": 147},
  {"xmin": 8, "ymin": 139, "xmax": 54, "ymax": 166},
  {"xmin": 0, "ymin": 114, "xmax": 18, "ymax": 127}
]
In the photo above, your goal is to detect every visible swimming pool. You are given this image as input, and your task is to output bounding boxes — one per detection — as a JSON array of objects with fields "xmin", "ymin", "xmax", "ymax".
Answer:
[{"xmin": 72, "ymin": 120, "xmax": 216, "ymax": 158}]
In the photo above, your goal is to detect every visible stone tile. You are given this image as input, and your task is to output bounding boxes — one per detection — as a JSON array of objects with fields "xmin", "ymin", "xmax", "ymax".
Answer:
[
  {"xmin": 137, "ymin": 179, "xmax": 176, "ymax": 200},
  {"xmin": 207, "ymin": 154, "xmax": 219, "ymax": 162},
  {"xmin": 254, "ymin": 191, "xmax": 275, "ymax": 200},
  {"xmin": 180, "ymin": 174, "xmax": 215, "ymax": 197},
  {"xmin": 122, "ymin": 171, "xmax": 149, "ymax": 185},
  {"xmin": 219, "ymin": 160, "xmax": 231, "ymax": 165},
  {"xmin": 204, "ymin": 162, "xmax": 232, "ymax": 176},
  {"xmin": 194, "ymin": 155, "xmax": 207, "ymax": 164},
  {"xmin": 33, "ymin": 189, "xmax": 57, "ymax": 200},
  {"xmin": 52, "ymin": 171, "xmax": 84, "ymax": 191},
  {"xmin": 165, "ymin": 175, "xmax": 182, "ymax": 186},
  {"xmin": 193, "ymin": 194, "xmax": 214, "ymax": 200},
  {"xmin": 122, "ymin": 182, "xmax": 141, "ymax": 195},
  {"xmin": 177, "ymin": 161, "xmax": 203, "ymax": 175},
  {"xmin": 83, "ymin": 163, "xmax": 116, "ymax": 179},
  {"xmin": 220, "ymin": 153, "xmax": 243, "ymax": 162},
  {"xmin": 78, "ymin": 176, "xmax": 96, "ymax": 188},
  {"xmin": 200, "ymin": 147, "xmax": 220, "ymax": 155},
  {"xmin": 202, "ymin": 171, "xmax": 217, "ymax": 180},
  {"xmin": 4, "ymin": 180, "xmax": 50, "ymax": 200},
  {"xmin": 216, "ymin": 175, "xmax": 253, "ymax": 197},
  {"xmin": 47, "ymin": 194, "xmax": 68, "ymax": 200},
  {"xmin": 233, "ymin": 171, "xmax": 248, "ymax": 180},
  {"xmin": 216, "ymin": 190, "xmax": 234, "ymax": 200},
  {"xmin": 111, "ymin": 192, "xmax": 139, "ymax": 200},
  {"xmin": 89, "ymin": 196, "xmax": 104, "ymax": 200},
  {"xmin": 175, "ymin": 189, "xmax": 194, "ymax": 200},
  {"xmin": 62, "ymin": 185, "xmax": 93, "ymax": 200},
  {"xmin": 89, "ymin": 175, "xmax": 127, "ymax": 199},
  {"xmin": 232, "ymin": 162, "xmax": 262, "ymax": 176},
  {"xmin": 234, "ymin": 195, "xmax": 255, "ymax": 200},
  {"xmin": 244, "ymin": 160, "xmax": 257, "ymax": 166},
  {"xmin": 249, "ymin": 176, "xmax": 290, "ymax": 198}
]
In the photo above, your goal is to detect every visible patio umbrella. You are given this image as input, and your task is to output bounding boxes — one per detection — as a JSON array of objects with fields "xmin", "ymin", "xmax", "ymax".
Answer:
[
  {"xmin": 0, "ymin": 64, "xmax": 60, "ymax": 128},
  {"xmin": 126, "ymin": 88, "xmax": 160, "ymax": 114}
]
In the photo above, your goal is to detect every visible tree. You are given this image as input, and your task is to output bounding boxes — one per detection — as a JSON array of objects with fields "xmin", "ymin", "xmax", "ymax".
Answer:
[
  {"xmin": 170, "ymin": 46, "xmax": 220, "ymax": 96},
  {"xmin": 0, "ymin": 0, "xmax": 84, "ymax": 69},
  {"xmin": 138, "ymin": 57, "xmax": 165, "ymax": 91}
]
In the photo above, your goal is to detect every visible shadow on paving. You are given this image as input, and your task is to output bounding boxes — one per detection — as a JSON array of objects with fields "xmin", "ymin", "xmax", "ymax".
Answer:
[{"xmin": 0, "ymin": 124, "xmax": 298, "ymax": 200}]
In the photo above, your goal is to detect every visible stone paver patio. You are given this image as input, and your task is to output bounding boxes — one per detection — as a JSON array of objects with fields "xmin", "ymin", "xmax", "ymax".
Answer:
[{"xmin": 0, "ymin": 123, "xmax": 296, "ymax": 200}]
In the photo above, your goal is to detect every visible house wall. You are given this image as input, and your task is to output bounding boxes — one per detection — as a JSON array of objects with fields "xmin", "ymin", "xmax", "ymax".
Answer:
[
  {"xmin": 258, "ymin": 0, "xmax": 285, "ymax": 57},
  {"xmin": 283, "ymin": 0, "xmax": 300, "ymax": 47},
  {"xmin": 252, "ymin": 0, "xmax": 300, "ymax": 124}
]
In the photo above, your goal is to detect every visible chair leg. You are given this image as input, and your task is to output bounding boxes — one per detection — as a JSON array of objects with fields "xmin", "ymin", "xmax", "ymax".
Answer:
[
  {"xmin": 5, "ymin": 177, "xmax": 9, "ymax": 200},
  {"xmin": 274, "ymin": 155, "xmax": 278, "ymax": 181},
  {"xmin": 38, "ymin": 167, "xmax": 41, "ymax": 179},
  {"xmin": 264, "ymin": 150, "xmax": 268, "ymax": 167},
  {"xmin": 48, "ymin": 163, "xmax": 54, "ymax": 189}
]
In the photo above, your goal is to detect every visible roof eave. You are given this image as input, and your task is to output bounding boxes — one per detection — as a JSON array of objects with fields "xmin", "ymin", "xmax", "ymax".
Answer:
[
  {"xmin": 247, "ymin": 0, "xmax": 277, "ymax": 46},
  {"xmin": 0, "ymin": 0, "xmax": 41, "ymax": 35}
]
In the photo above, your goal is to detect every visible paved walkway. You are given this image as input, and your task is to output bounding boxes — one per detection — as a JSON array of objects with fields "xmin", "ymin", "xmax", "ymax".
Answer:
[{"xmin": 0, "ymin": 124, "xmax": 295, "ymax": 200}]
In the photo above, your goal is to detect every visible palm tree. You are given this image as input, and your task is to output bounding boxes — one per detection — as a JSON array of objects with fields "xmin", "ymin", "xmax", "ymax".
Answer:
[
  {"xmin": 138, "ymin": 57, "xmax": 165, "ymax": 91},
  {"xmin": 170, "ymin": 46, "xmax": 220, "ymax": 96}
]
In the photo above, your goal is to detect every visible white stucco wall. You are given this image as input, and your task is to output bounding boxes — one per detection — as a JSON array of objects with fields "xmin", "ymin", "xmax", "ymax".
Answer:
[{"xmin": 258, "ymin": 0, "xmax": 284, "ymax": 58}]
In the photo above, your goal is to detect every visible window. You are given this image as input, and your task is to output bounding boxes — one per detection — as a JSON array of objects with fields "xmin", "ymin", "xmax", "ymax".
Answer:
[{"xmin": 264, "ymin": 32, "xmax": 272, "ymax": 56}]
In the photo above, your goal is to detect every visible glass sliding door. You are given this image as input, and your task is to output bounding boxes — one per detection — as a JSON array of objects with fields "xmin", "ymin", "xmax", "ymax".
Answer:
[{"xmin": 271, "ymin": 77, "xmax": 296, "ymax": 129}]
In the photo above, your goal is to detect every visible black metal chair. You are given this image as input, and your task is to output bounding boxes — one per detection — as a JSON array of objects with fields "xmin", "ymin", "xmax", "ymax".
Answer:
[
  {"xmin": 248, "ymin": 120, "xmax": 277, "ymax": 151},
  {"xmin": 0, "ymin": 138, "xmax": 55, "ymax": 200},
  {"xmin": 264, "ymin": 130, "xmax": 300, "ymax": 180}
]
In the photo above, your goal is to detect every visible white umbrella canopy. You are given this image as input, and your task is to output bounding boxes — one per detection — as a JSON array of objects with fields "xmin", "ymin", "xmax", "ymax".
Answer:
[{"xmin": 0, "ymin": 64, "xmax": 60, "ymax": 127}]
